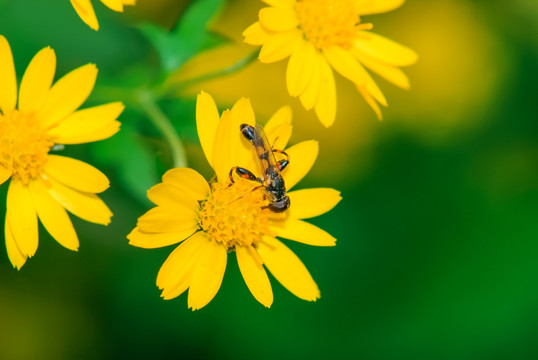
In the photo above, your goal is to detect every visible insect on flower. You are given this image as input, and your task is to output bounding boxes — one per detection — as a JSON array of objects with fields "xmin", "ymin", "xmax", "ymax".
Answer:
[{"xmin": 229, "ymin": 123, "xmax": 291, "ymax": 213}]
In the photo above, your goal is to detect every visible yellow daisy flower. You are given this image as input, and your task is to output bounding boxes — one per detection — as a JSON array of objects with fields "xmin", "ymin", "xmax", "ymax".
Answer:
[
  {"xmin": 70, "ymin": 0, "xmax": 136, "ymax": 31},
  {"xmin": 243, "ymin": 0, "xmax": 418, "ymax": 126},
  {"xmin": 0, "ymin": 36, "xmax": 123, "ymax": 269},
  {"xmin": 128, "ymin": 91, "xmax": 341, "ymax": 310}
]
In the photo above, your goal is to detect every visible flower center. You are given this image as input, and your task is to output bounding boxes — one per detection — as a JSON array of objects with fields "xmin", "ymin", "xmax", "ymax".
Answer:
[
  {"xmin": 295, "ymin": 0, "xmax": 361, "ymax": 49},
  {"xmin": 0, "ymin": 110, "xmax": 53, "ymax": 184},
  {"xmin": 198, "ymin": 179, "xmax": 272, "ymax": 251}
]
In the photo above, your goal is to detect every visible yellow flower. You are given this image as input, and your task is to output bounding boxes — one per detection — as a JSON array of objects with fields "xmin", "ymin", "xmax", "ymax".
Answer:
[
  {"xmin": 128, "ymin": 91, "xmax": 341, "ymax": 310},
  {"xmin": 70, "ymin": 0, "xmax": 136, "ymax": 31},
  {"xmin": 243, "ymin": 0, "xmax": 418, "ymax": 126},
  {"xmin": 0, "ymin": 36, "xmax": 123, "ymax": 269}
]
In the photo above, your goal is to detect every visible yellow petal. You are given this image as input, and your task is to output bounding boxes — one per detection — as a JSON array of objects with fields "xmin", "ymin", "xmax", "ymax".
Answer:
[
  {"xmin": 52, "ymin": 121, "xmax": 120, "ymax": 144},
  {"xmin": 270, "ymin": 219, "xmax": 336, "ymax": 246},
  {"xmin": 287, "ymin": 188, "xmax": 342, "ymax": 219},
  {"xmin": 100, "ymin": 0, "xmax": 124, "ymax": 12},
  {"xmin": 29, "ymin": 179, "xmax": 79, "ymax": 251},
  {"xmin": 45, "ymin": 155, "xmax": 109, "ymax": 194},
  {"xmin": 354, "ymin": 31, "xmax": 418, "ymax": 67},
  {"xmin": 258, "ymin": 6, "xmax": 298, "ymax": 32},
  {"xmin": 136, "ymin": 205, "xmax": 198, "ymax": 234},
  {"xmin": 5, "ymin": 219, "xmax": 27, "ymax": 270},
  {"xmin": 257, "ymin": 236, "xmax": 320, "ymax": 301},
  {"xmin": 314, "ymin": 59, "xmax": 337, "ymax": 127},
  {"xmin": 161, "ymin": 167, "xmax": 210, "ymax": 201},
  {"xmin": 263, "ymin": 0, "xmax": 295, "ymax": 7},
  {"xmin": 188, "ymin": 240, "xmax": 228, "ymax": 310},
  {"xmin": 157, "ymin": 232, "xmax": 209, "ymax": 300},
  {"xmin": 357, "ymin": 53, "xmax": 410, "ymax": 89},
  {"xmin": 7, "ymin": 180, "xmax": 38, "ymax": 257},
  {"xmin": 243, "ymin": 22, "xmax": 272, "ymax": 46},
  {"xmin": 211, "ymin": 110, "xmax": 234, "ymax": 182},
  {"xmin": 281, "ymin": 140, "xmax": 318, "ymax": 190},
  {"xmin": 357, "ymin": 85, "xmax": 383, "ymax": 120},
  {"xmin": 354, "ymin": 0, "xmax": 404, "ymax": 15},
  {"xmin": 48, "ymin": 177, "xmax": 112, "ymax": 225},
  {"xmin": 236, "ymin": 245, "xmax": 273, "ymax": 308},
  {"xmin": 18, "ymin": 47, "xmax": 56, "ymax": 114},
  {"xmin": 47, "ymin": 102, "xmax": 124, "ymax": 143},
  {"xmin": 0, "ymin": 35, "xmax": 17, "ymax": 115},
  {"xmin": 259, "ymin": 29, "xmax": 301, "ymax": 64},
  {"xmin": 299, "ymin": 51, "xmax": 323, "ymax": 110},
  {"xmin": 70, "ymin": 0, "xmax": 99, "ymax": 31},
  {"xmin": 231, "ymin": 97, "xmax": 256, "ymax": 126},
  {"xmin": 127, "ymin": 227, "xmax": 197, "ymax": 249},
  {"xmin": 264, "ymin": 105, "xmax": 292, "ymax": 151},
  {"xmin": 323, "ymin": 45, "xmax": 367, "ymax": 85},
  {"xmin": 196, "ymin": 91, "xmax": 220, "ymax": 168},
  {"xmin": 0, "ymin": 166, "xmax": 12, "ymax": 186},
  {"xmin": 287, "ymin": 40, "xmax": 318, "ymax": 97},
  {"xmin": 362, "ymin": 68, "xmax": 388, "ymax": 107},
  {"xmin": 38, "ymin": 63, "xmax": 98, "ymax": 128}
]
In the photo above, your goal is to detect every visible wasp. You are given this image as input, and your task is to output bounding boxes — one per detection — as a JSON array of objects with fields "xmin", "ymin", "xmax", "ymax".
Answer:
[{"xmin": 229, "ymin": 123, "xmax": 291, "ymax": 213}]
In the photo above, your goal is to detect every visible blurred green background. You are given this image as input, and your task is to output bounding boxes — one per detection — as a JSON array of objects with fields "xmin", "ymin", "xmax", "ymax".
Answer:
[{"xmin": 1, "ymin": 0, "xmax": 538, "ymax": 359}]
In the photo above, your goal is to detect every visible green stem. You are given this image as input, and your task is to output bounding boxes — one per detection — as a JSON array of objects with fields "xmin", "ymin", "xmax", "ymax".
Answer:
[
  {"xmin": 157, "ymin": 50, "xmax": 258, "ymax": 98},
  {"xmin": 136, "ymin": 90, "xmax": 187, "ymax": 168}
]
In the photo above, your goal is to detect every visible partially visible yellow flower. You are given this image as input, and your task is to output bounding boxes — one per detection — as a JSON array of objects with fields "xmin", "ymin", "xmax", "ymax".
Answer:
[
  {"xmin": 70, "ymin": 0, "xmax": 136, "ymax": 31},
  {"xmin": 128, "ymin": 91, "xmax": 341, "ymax": 310},
  {"xmin": 0, "ymin": 36, "xmax": 123, "ymax": 269},
  {"xmin": 243, "ymin": 0, "xmax": 418, "ymax": 126}
]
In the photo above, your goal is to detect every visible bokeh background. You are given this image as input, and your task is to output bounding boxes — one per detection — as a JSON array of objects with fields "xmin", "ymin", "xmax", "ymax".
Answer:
[{"xmin": 1, "ymin": 0, "xmax": 537, "ymax": 359}]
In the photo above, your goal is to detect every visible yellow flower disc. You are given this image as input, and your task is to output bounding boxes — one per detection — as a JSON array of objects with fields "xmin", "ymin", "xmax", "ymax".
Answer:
[{"xmin": 0, "ymin": 110, "xmax": 53, "ymax": 184}]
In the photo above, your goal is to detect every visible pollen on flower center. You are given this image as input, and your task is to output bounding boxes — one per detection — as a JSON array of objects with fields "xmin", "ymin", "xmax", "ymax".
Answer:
[
  {"xmin": 198, "ymin": 179, "xmax": 272, "ymax": 251},
  {"xmin": 295, "ymin": 0, "xmax": 360, "ymax": 49},
  {"xmin": 0, "ymin": 110, "xmax": 53, "ymax": 184}
]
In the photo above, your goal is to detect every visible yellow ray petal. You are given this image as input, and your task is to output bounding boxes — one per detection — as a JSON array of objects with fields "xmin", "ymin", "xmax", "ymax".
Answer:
[
  {"xmin": 136, "ymin": 205, "xmax": 198, "ymax": 234},
  {"xmin": 5, "ymin": 219, "xmax": 27, "ymax": 270},
  {"xmin": 0, "ymin": 35, "xmax": 17, "ymax": 115},
  {"xmin": 231, "ymin": 97, "xmax": 256, "ymax": 126},
  {"xmin": 259, "ymin": 29, "xmax": 301, "ymax": 64},
  {"xmin": 357, "ymin": 84, "xmax": 383, "ymax": 120},
  {"xmin": 236, "ymin": 245, "xmax": 273, "ymax": 308},
  {"xmin": 287, "ymin": 40, "xmax": 317, "ymax": 97},
  {"xmin": 157, "ymin": 232, "xmax": 209, "ymax": 300},
  {"xmin": 314, "ymin": 58, "xmax": 337, "ymax": 127},
  {"xmin": 38, "ymin": 63, "xmax": 98, "ymax": 128},
  {"xmin": 0, "ymin": 166, "xmax": 12, "ymax": 186},
  {"xmin": 281, "ymin": 140, "xmax": 319, "ymax": 190},
  {"xmin": 100, "ymin": 0, "xmax": 124, "ymax": 12},
  {"xmin": 7, "ymin": 180, "xmax": 38, "ymax": 257},
  {"xmin": 269, "ymin": 218, "xmax": 336, "ymax": 246},
  {"xmin": 188, "ymin": 240, "xmax": 228, "ymax": 310},
  {"xmin": 18, "ymin": 47, "xmax": 56, "ymax": 114},
  {"xmin": 29, "ymin": 179, "xmax": 79, "ymax": 251},
  {"xmin": 48, "ymin": 177, "xmax": 112, "ymax": 225},
  {"xmin": 264, "ymin": 105, "xmax": 292, "ymax": 151},
  {"xmin": 196, "ymin": 91, "xmax": 220, "ymax": 168},
  {"xmin": 357, "ymin": 52, "xmax": 410, "ymax": 89},
  {"xmin": 263, "ymin": 0, "xmax": 295, "ymax": 7},
  {"xmin": 52, "ymin": 121, "xmax": 120, "ymax": 144},
  {"xmin": 354, "ymin": 31, "xmax": 418, "ymax": 67},
  {"xmin": 47, "ymin": 102, "xmax": 124, "ymax": 142},
  {"xmin": 147, "ymin": 183, "xmax": 200, "ymax": 209},
  {"xmin": 230, "ymin": 98, "xmax": 259, "ymax": 173},
  {"xmin": 258, "ymin": 6, "xmax": 298, "ymax": 32},
  {"xmin": 161, "ymin": 167, "xmax": 210, "ymax": 201},
  {"xmin": 243, "ymin": 22, "xmax": 272, "ymax": 46},
  {"xmin": 70, "ymin": 0, "xmax": 99, "ymax": 30},
  {"xmin": 287, "ymin": 188, "xmax": 342, "ymax": 219},
  {"xmin": 127, "ymin": 227, "xmax": 197, "ymax": 249},
  {"xmin": 45, "ymin": 155, "xmax": 110, "ymax": 194},
  {"xmin": 362, "ymin": 68, "xmax": 387, "ymax": 107},
  {"xmin": 323, "ymin": 45, "xmax": 367, "ymax": 85},
  {"xmin": 354, "ymin": 0, "xmax": 404, "ymax": 15},
  {"xmin": 257, "ymin": 236, "xmax": 320, "ymax": 301},
  {"xmin": 299, "ymin": 50, "xmax": 323, "ymax": 110}
]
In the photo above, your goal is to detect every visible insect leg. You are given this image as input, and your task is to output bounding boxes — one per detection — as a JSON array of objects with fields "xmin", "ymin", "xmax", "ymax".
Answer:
[
  {"xmin": 229, "ymin": 166, "xmax": 261, "ymax": 185},
  {"xmin": 272, "ymin": 149, "xmax": 290, "ymax": 171}
]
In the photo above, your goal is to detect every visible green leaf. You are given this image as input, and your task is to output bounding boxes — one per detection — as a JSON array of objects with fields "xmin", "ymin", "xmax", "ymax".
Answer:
[
  {"xmin": 138, "ymin": 0, "xmax": 227, "ymax": 74},
  {"xmin": 91, "ymin": 122, "xmax": 160, "ymax": 206}
]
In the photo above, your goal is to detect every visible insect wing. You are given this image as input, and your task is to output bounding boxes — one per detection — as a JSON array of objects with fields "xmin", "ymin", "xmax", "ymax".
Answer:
[{"xmin": 254, "ymin": 123, "xmax": 278, "ymax": 168}]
